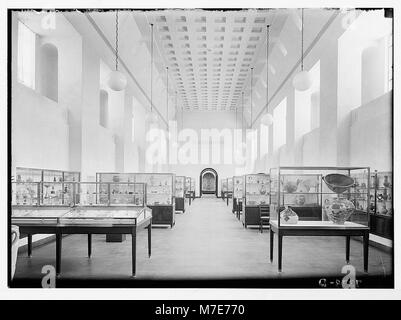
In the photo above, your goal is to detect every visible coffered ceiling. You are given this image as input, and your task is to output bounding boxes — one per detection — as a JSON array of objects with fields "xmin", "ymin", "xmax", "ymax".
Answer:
[{"xmin": 134, "ymin": 9, "xmax": 288, "ymax": 112}]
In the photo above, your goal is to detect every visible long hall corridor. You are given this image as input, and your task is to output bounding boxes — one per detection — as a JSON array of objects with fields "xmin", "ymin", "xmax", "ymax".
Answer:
[{"xmin": 14, "ymin": 197, "xmax": 392, "ymax": 282}]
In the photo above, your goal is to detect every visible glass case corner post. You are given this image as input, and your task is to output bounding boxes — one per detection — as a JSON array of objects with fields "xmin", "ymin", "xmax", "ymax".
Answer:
[
  {"xmin": 277, "ymin": 168, "xmax": 281, "ymax": 228},
  {"xmin": 367, "ymin": 167, "xmax": 371, "ymax": 228}
]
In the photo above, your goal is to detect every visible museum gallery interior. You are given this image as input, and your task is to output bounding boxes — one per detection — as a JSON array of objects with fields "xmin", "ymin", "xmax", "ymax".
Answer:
[{"xmin": 9, "ymin": 8, "xmax": 393, "ymax": 287}]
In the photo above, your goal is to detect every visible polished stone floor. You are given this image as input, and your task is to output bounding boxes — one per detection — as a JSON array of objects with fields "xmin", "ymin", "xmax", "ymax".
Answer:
[{"xmin": 14, "ymin": 196, "xmax": 392, "ymax": 282}]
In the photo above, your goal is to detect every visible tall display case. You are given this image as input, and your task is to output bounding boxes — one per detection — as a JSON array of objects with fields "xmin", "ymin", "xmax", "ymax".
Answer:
[
  {"xmin": 369, "ymin": 171, "xmax": 393, "ymax": 240},
  {"xmin": 221, "ymin": 179, "xmax": 227, "ymax": 199},
  {"xmin": 269, "ymin": 167, "xmax": 370, "ymax": 272},
  {"xmin": 185, "ymin": 177, "xmax": 195, "ymax": 204},
  {"xmin": 15, "ymin": 167, "xmax": 80, "ymax": 206},
  {"xmin": 97, "ymin": 172, "xmax": 175, "ymax": 228},
  {"xmin": 225, "ymin": 177, "xmax": 233, "ymax": 206},
  {"xmin": 175, "ymin": 176, "xmax": 186, "ymax": 213},
  {"xmin": 232, "ymin": 176, "xmax": 244, "ymax": 218},
  {"xmin": 241, "ymin": 173, "xmax": 270, "ymax": 228}
]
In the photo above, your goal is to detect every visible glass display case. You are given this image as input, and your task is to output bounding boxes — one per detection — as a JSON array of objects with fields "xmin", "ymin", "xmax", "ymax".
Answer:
[
  {"xmin": 269, "ymin": 167, "xmax": 370, "ymax": 227},
  {"xmin": 11, "ymin": 182, "xmax": 40, "ymax": 206},
  {"xmin": 15, "ymin": 167, "xmax": 42, "ymax": 182},
  {"xmin": 15, "ymin": 167, "xmax": 80, "ymax": 183},
  {"xmin": 12, "ymin": 182, "xmax": 146, "ymax": 207},
  {"xmin": 367, "ymin": 171, "xmax": 393, "ymax": 240},
  {"xmin": 191, "ymin": 178, "xmax": 195, "ymax": 192},
  {"xmin": 185, "ymin": 177, "xmax": 191, "ymax": 194},
  {"xmin": 175, "ymin": 176, "xmax": 186, "ymax": 213},
  {"xmin": 227, "ymin": 177, "xmax": 233, "ymax": 193},
  {"xmin": 268, "ymin": 167, "xmax": 371, "ymax": 273},
  {"xmin": 135, "ymin": 173, "xmax": 174, "ymax": 206},
  {"xmin": 233, "ymin": 176, "xmax": 244, "ymax": 199},
  {"xmin": 232, "ymin": 176, "xmax": 244, "ymax": 218},
  {"xmin": 97, "ymin": 172, "xmax": 175, "ymax": 227},
  {"xmin": 244, "ymin": 174, "xmax": 270, "ymax": 206},
  {"xmin": 14, "ymin": 167, "xmax": 81, "ymax": 206},
  {"xmin": 175, "ymin": 176, "xmax": 185, "ymax": 198},
  {"xmin": 373, "ymin": 171, "xmax": 392, "ymax": 216},
  {"xmin": 241, "ymin": 173, "xmax": 270, "ymax": 227},
  {"xmin": 97, "ymin": 172, "xmax": 174, "ymax": 206},
  {"xmin": 221, "ymin": 179, "xmax": 228, "ymax": 199}
]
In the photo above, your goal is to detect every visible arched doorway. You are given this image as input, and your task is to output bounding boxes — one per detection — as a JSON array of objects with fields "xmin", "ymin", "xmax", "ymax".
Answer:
[{"xmin": 200, "ymin": 168, "xmax": 218, "ymax": 197}]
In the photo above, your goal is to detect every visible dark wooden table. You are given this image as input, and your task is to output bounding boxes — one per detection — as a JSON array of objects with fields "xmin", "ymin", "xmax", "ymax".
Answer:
[
  {"xmin": 12, "ymin": 207, "xmax": 152, "ymax": 277},
  {"xmin": 269, "ymin": 220, "xmax": 370, "ymax": 272}
]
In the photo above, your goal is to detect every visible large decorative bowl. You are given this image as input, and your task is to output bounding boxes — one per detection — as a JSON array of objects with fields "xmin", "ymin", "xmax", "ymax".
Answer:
[
  {"xmin": 322, "ymin": 174, "xmax": 355, "ymax": 194},
  {"xmin": 323, "ymin": 198, "xmax": 355, "ymax": 224}
]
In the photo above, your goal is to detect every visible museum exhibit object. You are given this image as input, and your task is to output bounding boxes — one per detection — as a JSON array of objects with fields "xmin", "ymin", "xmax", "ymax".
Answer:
[
  {"xmin": 11, "ymin": 181, "xmax": 152, "ymax": 277},
  {"xmin": 97, "ymin": 172, "xmax": 175, "ymax": 228},
  {"xmin": 242, "ymin": 173, "xmax": 270, "ymax": 228},
  {"xmin": 369, "ymin": 171, "xmax": 393, "ymax": 240},
  {"xmin": 232, "ymin": 176, "xmax": 244, "ymax": 219},
  {"xmin": 175, "ymin": 176, "xmax": 186, "ymax": 213},
  {"xmin": 269, "ymin": 166, "xmax": 370, "ymax": 272}
]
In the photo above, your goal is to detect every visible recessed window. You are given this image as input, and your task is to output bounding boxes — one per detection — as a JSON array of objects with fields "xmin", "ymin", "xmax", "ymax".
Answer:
[
  {"xmin": 131, "ymin": 114, "xmax": 135, "ymax": 142},
  {"xmin": 40, "ymin": 43, "xmax": 58, "ymax": 102},
  {"xmin": 99, "ymin": 90, "xmax": 109, "ymax": 128},
  {"xmin": 273, "ymin": 97, "xmax": 287, "ymax": 151},
  {"xmin": 295, "ymin": 60, "xmax": 321, "ymax": 139},
  {"xmin": 17, "ymin": 21, "xmax": 36, "ymax": 89}
]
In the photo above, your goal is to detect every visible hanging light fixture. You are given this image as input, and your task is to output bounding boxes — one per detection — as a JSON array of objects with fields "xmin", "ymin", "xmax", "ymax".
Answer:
[
  {"xmin": 166, "ymin": 66, "xmax": 169, "ymax": 124},
  {"xmin": 107, "ymin": 10, "xmax": 127, "ymax": 91},
  {"xmin": 250, "ymin": 67, "xmax": 253, "ymax": 127},
  {"xmin": 146, "ymin": 23, "xmax": 158, "ymax": 125},
  {"xmin": 261, "ymin": 24, "xmax": 274, "ymax": 126},
  {"xmin": 292, "ymin": 8, "xmax": 312, "ymax": 91}
]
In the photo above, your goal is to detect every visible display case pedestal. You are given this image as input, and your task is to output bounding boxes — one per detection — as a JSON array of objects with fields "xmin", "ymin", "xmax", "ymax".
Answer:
[
  {"xmin": 370, "ymin": 214, "xmax": 393, "ymax": 239},
  {"xmin": 106, "ymin": 234, "xmax": 126, "ymax": 242},
  {"xmin": 175, "ymin": 197, "xmax": 185, "ymax": 213},
  {"xmin": 148, "ymin": 205, "xmax": 175, "ymax": 228},
  {"xmin": 241, "ymin": 206, "xmax": 261, "ymax": 228}
]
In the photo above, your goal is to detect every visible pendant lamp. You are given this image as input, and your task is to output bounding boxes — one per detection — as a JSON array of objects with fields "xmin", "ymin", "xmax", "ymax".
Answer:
[
  {"xmin": 261, "ymin": 24, "xmax": 274, "ymax": 126},
  {"xmin": 292, "ymin": 8, "xmax": 312, "ymax": 91},
  {"xmin": 146, "ymin": 23, "xmax": 158, "ymax": 125},
  {"xmin": 107, "ymin": 10, "xmax": 127, "ymax": 91}
]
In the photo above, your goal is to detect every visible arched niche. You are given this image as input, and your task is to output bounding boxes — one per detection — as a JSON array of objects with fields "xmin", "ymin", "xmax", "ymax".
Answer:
[
  {"xmin": 40, "ymin": 43, "xmax": 58, "ymax": 102},
  {"xmin": 199, "ymin": 168, "xmax": 218, "ymax": 197}
]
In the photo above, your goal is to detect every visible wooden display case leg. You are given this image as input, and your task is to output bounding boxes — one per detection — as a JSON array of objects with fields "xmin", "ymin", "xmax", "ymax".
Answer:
[
  {"xmin": 88, "ymin": 234, "xmax": 92, "ymax": 258},
  {"xmin": 148, "ymin": 223, "xmax": 152, "ymax": 258},
  {"xmin": 278, "ymin": 234, "xmax": 283, "ymax": 272},
  {"xmin": 131, "ymin": 231, "xmax": 136, "ymax": 277},
  {"xmin": 270, "ymin": 230, "xmax": 274, "ymax": 262},
  {"xmin": 56, "ymin": 233, "xmax": 62, "ymax": 277},
  {"xmin": 27, "ymin": 234, "xmax": 32, "ymax": 257},
  {"xmin": 363, "ymin": 232, "xmax": 369, "ymax": 273},
  {"xmin": 345, "ymin": 236, "xmax": 350, "ymax": 263}
]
